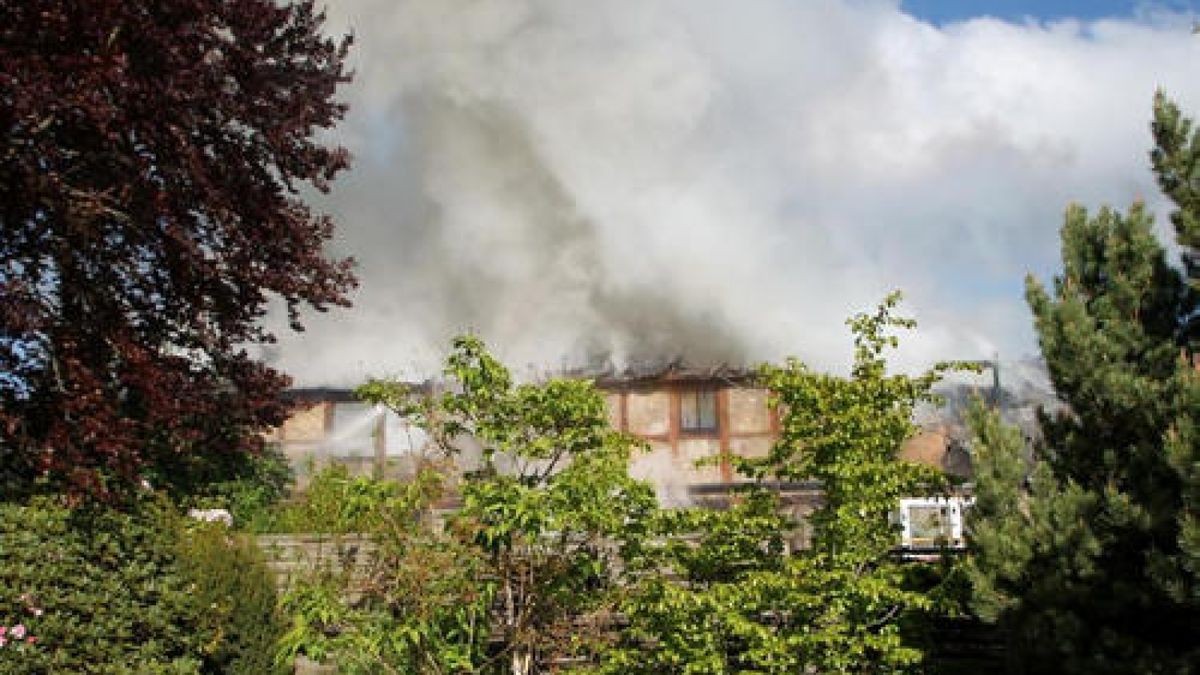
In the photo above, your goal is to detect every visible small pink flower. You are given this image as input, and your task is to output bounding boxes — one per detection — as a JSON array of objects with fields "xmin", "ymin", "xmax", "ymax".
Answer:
[
  {"xmin": 0, "ymin": 626, "xmax": 6, "ymax": 637},
  {"xmin": 10, "ymin": 625, "xmax": 25, "ymax": 640},
  {"xmin": 26, "ymin": 636, "xmax": 36, "ymax": 645}
]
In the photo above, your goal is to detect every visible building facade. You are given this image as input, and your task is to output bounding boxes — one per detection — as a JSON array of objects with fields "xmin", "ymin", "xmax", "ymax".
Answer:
[{"xmin": 267, "ymin": 370, "xmax": 971, "ymax": 505}]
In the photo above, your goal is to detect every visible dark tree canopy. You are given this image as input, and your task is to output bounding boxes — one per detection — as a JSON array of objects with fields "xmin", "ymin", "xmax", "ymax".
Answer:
[
  {"xmin": 0, "ymin": 0, "xmax": 356, "ymax": 498},
  {"xmin": 966, "ymin": 97, "xmax": 1200, "ymax": 672},
  {"xmin": 1152, "ymin": 91, "xmax": 1200, "ymax": 292}
]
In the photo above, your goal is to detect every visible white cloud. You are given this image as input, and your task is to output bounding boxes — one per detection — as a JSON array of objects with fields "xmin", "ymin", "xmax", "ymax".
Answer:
[{"xmin": 269, "ymin": 0, "xmax": 1200, "ymax": 385}]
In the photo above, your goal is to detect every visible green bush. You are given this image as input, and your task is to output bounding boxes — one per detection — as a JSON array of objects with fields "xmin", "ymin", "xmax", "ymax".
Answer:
[
  {"xmin": 252, "ymin": 464, "xmax": 401, "ymax": 534},
  {"xmin": 0, "ymin": 497, "xmax": 285, "ymax": 674},
  {"xmin": 178, "ymin": 523, "xmax": 288, "ymax": 674},
  {"xmin": 156, "ymin": 444, "xmax": 294, "ymax": 531}
]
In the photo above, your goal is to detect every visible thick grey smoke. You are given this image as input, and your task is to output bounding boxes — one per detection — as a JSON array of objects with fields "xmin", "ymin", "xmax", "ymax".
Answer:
[{"xmin": 267, "ymin": 0, "xmax": 1200, "ymax": 385}]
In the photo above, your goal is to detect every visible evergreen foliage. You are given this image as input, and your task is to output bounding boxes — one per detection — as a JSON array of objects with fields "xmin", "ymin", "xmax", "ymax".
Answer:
[
  {"xmin": 0, "ymin": 497, "xmax": 284, "ymax": 674},
  {"xmin": 177, "ymin": 522, "xmax": 290, "ymax": 674},
  {"xmin": 966, "ymin": 96, "xmax": 1200, "ymax": 672},
  {"xmin": 1152, "ymin": 91, "xmax": 1200, "ymax": 291},
  {"xmin": 1151, "ymin": 92, "xmax": 1200, "ymax": 604}
]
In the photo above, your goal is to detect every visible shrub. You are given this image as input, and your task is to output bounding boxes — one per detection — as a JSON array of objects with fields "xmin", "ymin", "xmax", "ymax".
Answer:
[
  {"xmin": 155, "ymin": 444, "xmax": 294, "ymax": 531},
  {"xmin": 252, "ymin": 463, "xmax": 400, "ymax": 534},
  {"xmin": 0, "ymin": 498, "xmax": 203, "ymax": 674},
  {"xmin": 0, "ymin": 496, "xmax": 285, "ymax": 674},
  {"xmin": 274, "ymin": 466, "xmax": 493, "ymax": 674},
  {"xmin": 177, "ymin": 523, "xmax": 288, "ymax": 675}
]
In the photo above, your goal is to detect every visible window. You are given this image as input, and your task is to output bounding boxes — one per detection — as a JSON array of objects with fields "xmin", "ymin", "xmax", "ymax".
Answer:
[
  {"xmin": 680, "ymin": 388, "xmax": 718, "ymax": 433},
  {"xmin": 328, "ymin": 402, "xmax": 381, "ymax": 459}
]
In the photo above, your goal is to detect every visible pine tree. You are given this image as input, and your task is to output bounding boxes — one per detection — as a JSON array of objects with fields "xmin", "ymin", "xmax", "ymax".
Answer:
[
  {"xmin": 1151, "ymin": 92, "xmax": 1200, "ymax": 601},
  {"xmin": 966, "ymin": 106, "xmax": 1200, "ymax": 670},
  {"xmin": 1152, "ymin": 91, "xmax": 1200, "ymax": 292}
]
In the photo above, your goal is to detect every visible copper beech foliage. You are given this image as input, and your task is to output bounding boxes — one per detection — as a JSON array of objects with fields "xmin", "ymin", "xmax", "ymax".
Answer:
[{"xmin": 0, "ymin": 1, "xmax": 356, "ymax": 499}]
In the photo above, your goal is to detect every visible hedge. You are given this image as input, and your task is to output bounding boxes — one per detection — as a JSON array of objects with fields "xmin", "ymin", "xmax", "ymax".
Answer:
[{"xmin": 0, "ymin": 497, "xmax": 285, "ymax": 674}]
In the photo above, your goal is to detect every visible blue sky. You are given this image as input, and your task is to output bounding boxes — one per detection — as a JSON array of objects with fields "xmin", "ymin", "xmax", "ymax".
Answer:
[{"xmin": 903, "ymin": 0, "xmax": 1196, "ymax": 24}]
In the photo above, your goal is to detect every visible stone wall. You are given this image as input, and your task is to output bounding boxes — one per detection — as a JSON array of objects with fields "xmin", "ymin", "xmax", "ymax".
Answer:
[{"xmin": 256, "ymin": 534, "xmax": 376, "ymax": 590}]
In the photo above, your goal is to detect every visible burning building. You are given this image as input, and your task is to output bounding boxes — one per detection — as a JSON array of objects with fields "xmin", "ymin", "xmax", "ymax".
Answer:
[{"xmin": 265, "ymin": 365, "xmax": 973, "ymax": 509}]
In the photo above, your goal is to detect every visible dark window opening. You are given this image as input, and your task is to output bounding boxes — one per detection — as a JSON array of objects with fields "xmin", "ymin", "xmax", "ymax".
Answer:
[{"xmin": 680, "ymin": 389, "xmax": 718, "ymax": 433}]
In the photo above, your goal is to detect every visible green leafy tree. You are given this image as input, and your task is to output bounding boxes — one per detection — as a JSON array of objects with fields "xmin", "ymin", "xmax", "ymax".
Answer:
[
  {"xmin": 965, "ymin": 190, "xmax": 1200, "ymax": 667},
  {"xmin": 607, "ymin": 293, "xmax": 957, "ymax": 674},
  {"xmin": 425, "ymin": 336, "xmax": 657, "ymax": 674},
  {"xmin": 603, "ymin": 491, "xmax": 795, "ymax": 674},
  {"xmin": 280, "ymin": 336, "xmax": 657, "ymax": 674},
  {"xmin": 275, "ymin": 465, "xmax": 491, "ymax": 674}
]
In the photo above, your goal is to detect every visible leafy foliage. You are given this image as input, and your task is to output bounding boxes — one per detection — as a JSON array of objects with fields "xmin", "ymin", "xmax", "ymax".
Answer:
[
  {"xmin": 0, "ymin": 496, "xmax": 283, "ymax": 674},
  {"xmin": 756, "ymin": 293, "xmax": 954, "ymax": 561},
  {"xmin": 279, "ymin": 336, "xmax": 656, "ymax": 673},
  {"xmin": 0, "ymin": 0, "xmax": 356, "ymax": 499},
  {"xmin": 177, "ymin": 522, "xmax": 289, "ymax": 674},
  {"xmin": 602, "ymin": 492, "xmax": 793, "ymax": 673},
  {"xmin": 431, "ymin": 338, "xmax": 657, "ymax": 673},
  {"xmin": 278, "ymin": 318, "xmax": 962, "ymax": 673},
  {"xmin": 274, "ymin": 466, "xmax": 492, "ymax": 674},
  {"xmin": 966, "ymin": 103, "xmax": 1200, "ymax": 671},
  {"xmin": 608, "ymin": 293, "xmax": 957, "ymax": 674},
  {"xmin": 160, "ymin": 443, "xmax": 293, "ymax": 530},
  {"xmin": 254, "ymin": 462, "xmax": 405, "ymax": 535}
]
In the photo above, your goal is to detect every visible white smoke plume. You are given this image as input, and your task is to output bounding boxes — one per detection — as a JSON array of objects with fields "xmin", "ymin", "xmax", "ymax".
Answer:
[{"xmin": 265, "ymin": 0, "xmax": 1200, "ymax": 386}]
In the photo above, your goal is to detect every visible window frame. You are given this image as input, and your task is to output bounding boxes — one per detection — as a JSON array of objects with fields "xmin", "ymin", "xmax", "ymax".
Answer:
[{"xmin": 678, "ymin": 387, "xmax": 719, "ymax": 435}]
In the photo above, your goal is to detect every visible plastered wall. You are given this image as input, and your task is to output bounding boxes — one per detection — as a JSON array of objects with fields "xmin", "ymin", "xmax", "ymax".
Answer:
[{"xmin": 268, "ymin": 381, "xmax": 961, "ymax": 498}]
